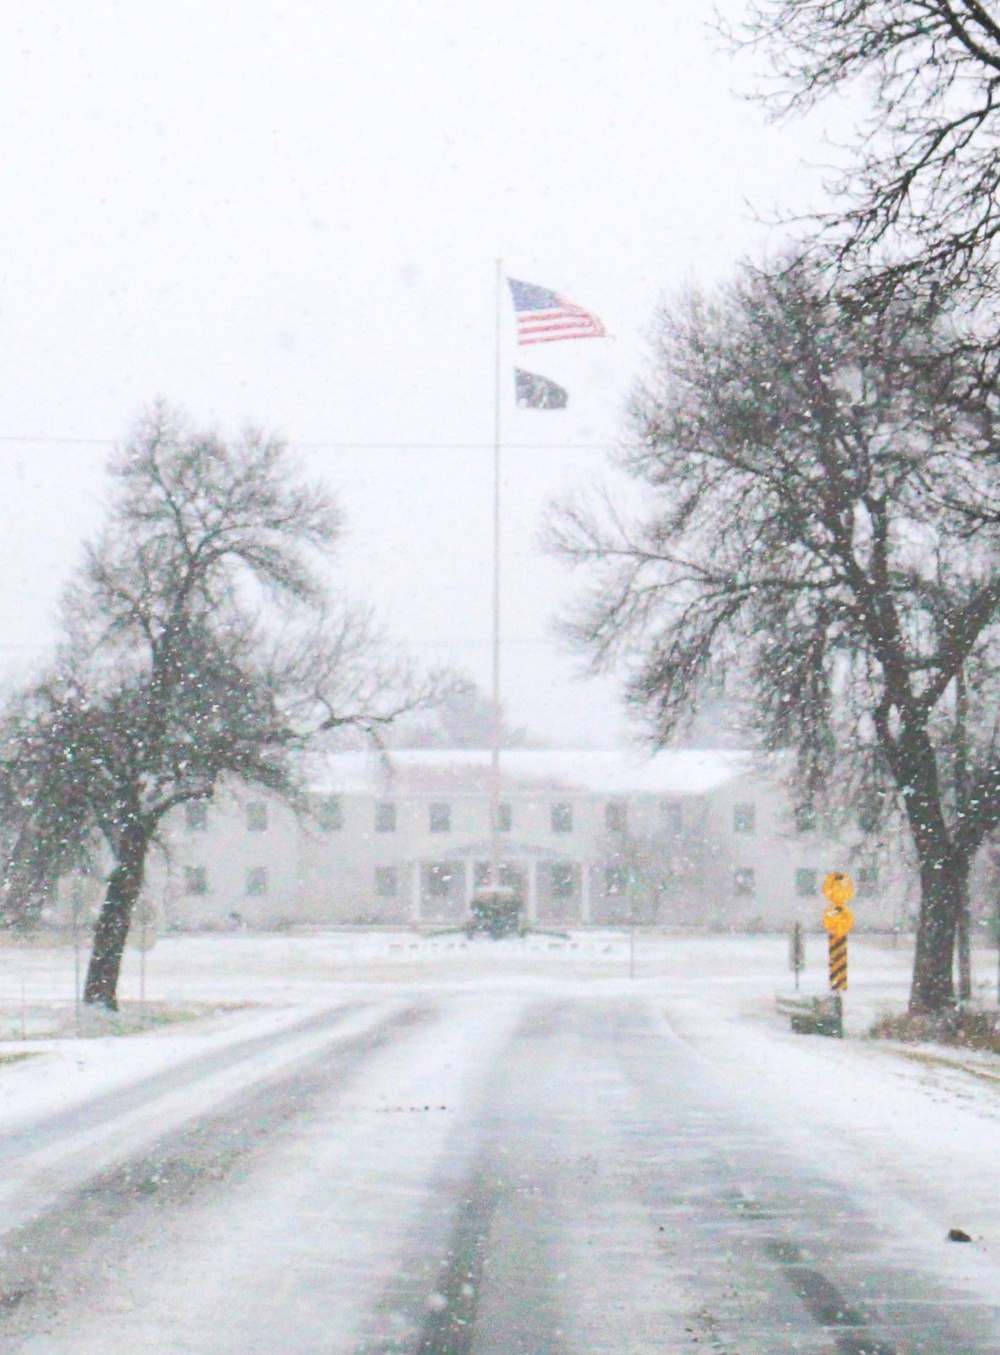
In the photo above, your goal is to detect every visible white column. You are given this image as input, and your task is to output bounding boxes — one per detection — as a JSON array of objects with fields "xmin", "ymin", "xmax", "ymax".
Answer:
[
  {"xmin": 580, "ymin": 859, "xmax": 592, "ymax": 923},
  {"xmin": 464, "ymin": 859, "xmax": 474, "ymax": 907},
  {"xmin": 411, "ymin": 861, "xmax": 422, "ymax": 922},
  {"xmin": 526, "ymin": 859, "xmax": 538, "ymax": 921}
]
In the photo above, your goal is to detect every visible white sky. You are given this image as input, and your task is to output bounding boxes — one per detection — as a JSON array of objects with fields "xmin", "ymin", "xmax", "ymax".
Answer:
[{"xmin": 0, "ymin": 1, "xmax": 854, "ymax": 745}]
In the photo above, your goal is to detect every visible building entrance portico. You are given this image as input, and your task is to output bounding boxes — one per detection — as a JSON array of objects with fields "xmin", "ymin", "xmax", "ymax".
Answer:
[
  {"xmin": 446, "ymin": 841, "xmax": 583, "ymax": 924},
  {"xmin": 410, "ymin": 855, "xmax": 543, "ymax": 925}
]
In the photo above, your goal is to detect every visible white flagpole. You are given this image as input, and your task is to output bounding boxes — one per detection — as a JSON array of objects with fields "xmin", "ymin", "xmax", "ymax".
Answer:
[{"xmin": 490, "ymin": 258, "xmax": 503, "ymax": 890}]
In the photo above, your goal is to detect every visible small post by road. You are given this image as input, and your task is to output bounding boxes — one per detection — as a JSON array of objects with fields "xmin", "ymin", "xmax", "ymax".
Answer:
[
  {"xmin": 822, "ymin": 872, "xmax": 855, "ymax": 997},
  {"xmin": 626, "ymin": 868, "xmax": 638, "ymax": 979},
  {"xmin": 789, "ymin": 921, "xmax": 805, "ymax": 990},
  {"xmin": 71, "ymin": 877, "xmax": 82, "ymax": 1038},
  {"xmin": 132, "ymin": 895, "xmax": 156, "ymax": 1028},
  {"xmin": 139, "ymin": 907, "xmax": 147, "ymax": 1025}
]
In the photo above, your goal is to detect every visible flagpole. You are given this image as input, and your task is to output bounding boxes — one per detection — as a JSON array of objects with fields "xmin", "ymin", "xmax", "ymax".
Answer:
[{"xmin": 490, "ymin": 257, "xmax": 503, "ymax": 891}]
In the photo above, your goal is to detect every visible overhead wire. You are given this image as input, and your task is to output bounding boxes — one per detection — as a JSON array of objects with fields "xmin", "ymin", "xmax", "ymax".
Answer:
[{"xmin": 0, "ymin": 436, "xmax": 624, "ymax": 451}]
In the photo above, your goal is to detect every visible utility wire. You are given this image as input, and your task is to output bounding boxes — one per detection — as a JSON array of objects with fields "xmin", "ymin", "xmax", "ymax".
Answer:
[{"xmin": 0, "ymin": 436, "xmax": 623, "ymax": 451}]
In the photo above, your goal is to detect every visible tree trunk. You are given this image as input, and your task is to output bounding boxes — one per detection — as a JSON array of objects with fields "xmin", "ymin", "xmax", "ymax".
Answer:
[
  {"xmin": 910, "ymin": 852, "xmax": 967, "ymax": 1013},
  {"xmin": 83, "ymin": 826, "xmax": 148, "ymax": 1010}
]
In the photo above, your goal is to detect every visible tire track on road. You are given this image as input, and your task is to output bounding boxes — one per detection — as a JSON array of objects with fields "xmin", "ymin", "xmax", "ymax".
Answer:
[
  {"xmin": 605, "ymin": 999, "xmax": 1000, "ymax": 1355},
  {"xmin": 0, "ymin": 1002, "xmax": 367, "ymax": 1163},
  {"xmin": 359, "ymin": 997, "xmax": 1000, "ymax": 1355},
  {"xmin": 356, "ymin": 1002, "xmax": 576, "ymax": 1355},
  {"xmin": 0, "ymin": 1003, "xmax": 435, "ymax": 1348},
  {"xmin": 0, "ymin": 993, "xmax": 519, "ymax": 1355}
]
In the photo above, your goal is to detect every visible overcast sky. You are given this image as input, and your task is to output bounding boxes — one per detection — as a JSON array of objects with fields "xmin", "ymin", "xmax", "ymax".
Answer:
[{"xmin": 0, "ymin": 2, "xmax": 854, "ymax": 746}]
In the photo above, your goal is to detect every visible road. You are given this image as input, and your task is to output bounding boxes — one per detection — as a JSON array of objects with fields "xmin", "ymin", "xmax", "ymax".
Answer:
[{"xmin": 0, "ymin": 980, "xmax": 996, "ymax": 1354}]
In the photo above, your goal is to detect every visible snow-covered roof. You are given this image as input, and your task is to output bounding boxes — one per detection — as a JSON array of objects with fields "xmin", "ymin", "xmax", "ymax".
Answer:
[{"xmin": 306, "ymin": 748, "xmax": 754, "ymax": 797}]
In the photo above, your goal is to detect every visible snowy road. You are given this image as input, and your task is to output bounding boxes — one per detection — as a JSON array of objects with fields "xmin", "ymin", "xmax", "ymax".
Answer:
[{"xmin": 0, "ymin": 964, "xmax": 997, "ymax": 1352}]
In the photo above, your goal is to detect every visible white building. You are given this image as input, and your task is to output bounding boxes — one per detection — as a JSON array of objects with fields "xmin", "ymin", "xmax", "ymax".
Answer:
[{"xmin": 142, "ymin": 749, "xmax": 913, "ymax": 933}]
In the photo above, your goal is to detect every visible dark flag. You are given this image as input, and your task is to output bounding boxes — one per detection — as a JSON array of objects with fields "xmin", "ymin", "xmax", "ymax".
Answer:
[{"xmin": 515, "ymin": 368, "xmax": 568, "ymax": 409}]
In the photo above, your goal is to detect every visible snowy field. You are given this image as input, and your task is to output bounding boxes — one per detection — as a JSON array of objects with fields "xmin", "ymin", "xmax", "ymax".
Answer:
[
  {"xmin": 0, "ymin": 930, "xmax": 994, "ymax": 1351},
  {"xmin": 0, "ymin": 925, "xmax": 980, "ymax": 1041},
  {"xmin": 0, "ymin": 925, "xmax": 941, "ymax": 1015}
]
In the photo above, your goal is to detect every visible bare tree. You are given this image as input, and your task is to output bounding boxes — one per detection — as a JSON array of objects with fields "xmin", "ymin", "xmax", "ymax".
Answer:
[
  {"xmin": 0, "ymin": 405, "xmax": 444, "ymax": 1008},
  {"xmin": 736, "ymin": 0, "xmax": 1000, "ymax": 302},
  {"xmin": 549, "ymin": 259, "xmax": 1000, "ymax": 1013},
  {"xmin": 380, "ymin": 677, "xmax": 539, "ymax": 749},
  {"xmin": 603, "ymin": 830, "xmax": 671, "ymax": 925}
]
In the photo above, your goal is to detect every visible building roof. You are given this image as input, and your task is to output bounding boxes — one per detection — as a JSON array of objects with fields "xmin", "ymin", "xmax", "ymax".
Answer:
[{"xmin": 306, "ymin": 748, "xmax": 754, "ymax": 797}]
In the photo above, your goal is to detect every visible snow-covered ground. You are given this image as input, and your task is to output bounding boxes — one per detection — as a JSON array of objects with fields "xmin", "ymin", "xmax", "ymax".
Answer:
[
  {"xmin": 0, "ymin": 926, "xmax": 943, "ymax": 1022},
  {"xmin": 0, "ymin": 930, "xmax": 994, "ymax": 1351}
]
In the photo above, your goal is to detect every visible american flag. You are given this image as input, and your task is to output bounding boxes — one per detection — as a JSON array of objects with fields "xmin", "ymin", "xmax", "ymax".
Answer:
[{"xmin": 507, "ymin": 277, "xmax": 606, "ymax": 345}]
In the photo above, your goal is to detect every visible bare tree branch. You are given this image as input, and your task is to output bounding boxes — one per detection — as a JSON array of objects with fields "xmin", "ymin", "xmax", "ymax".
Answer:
[
  {"xmin": 0, "ymin": 404, "xmax": 438, "ymax": 1007},
  {"xmin": 734, "ymin": 0, "xmax": 1000, "ymax": 303}
]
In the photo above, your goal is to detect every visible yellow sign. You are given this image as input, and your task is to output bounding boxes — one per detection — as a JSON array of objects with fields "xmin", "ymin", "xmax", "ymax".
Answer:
[
  {"xmin": 822, "ymin": 872, "xmax": 855, "ymax": 906},
  {"xmin": 823, "ymin": 903, "xmax": 854, "ymax": 938}
]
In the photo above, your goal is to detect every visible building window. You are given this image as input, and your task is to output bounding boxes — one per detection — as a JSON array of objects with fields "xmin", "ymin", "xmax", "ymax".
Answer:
[
  {"xmin": 426, "ymin": 862, "xmax": 456, "ymax": 897},
  {"xmin": 550, "ymin": 863, "xmax": 577, "ymax": 899},
  {"xmin": 246, "ymin": 866, "xmax": 268, "ymax": 897},
  {"xmin": 605, "ymin": 801, "xmax": 627, "ymax": 833},
  {"xmin": 661, "ymin": 801, "xmax": 682, "ymax": 834},
  {"xmin": 551, "ymin": 802, "xmax": 573, "ymax": 833},
  {"xmin": 795, "ymin": 868, "xmax": 817, "ymax": 897},
  {"xmin": 494, "ymin": 802, "xmax": 512, "ymax": 833},
  {"xmin": 315, "ymin": 796, "xmax": 343, "ymax": 831},
  {"xmin": 733, "ymin": 866, "xmax": 756, "ymax": 897},
  {"xmin": 246, "ymin": 801, "xmax": 268, "ymax": 833},
  {"xmin": 185, "ymin": 865, "xmax": 208, "ymax": 896},
  {"xmin": 857, "ymin": 864, "xmax": 880, "ymax": 896},
  {"xmin": 857, "ymin": 795, "xmax": 885, "ymax": 833},
  {"xmin": 185, "ymin": 801, "xmax": 208, "ymax": 832},
  {"xmin": 375, "ymin": 866, "xmax": 398, "ymax": 898},
  {"xmin": 733, "ymin": 802, "xmax": 756, "ymax": 834},
  {"xmin": 375, "ymin": 802, "xmax": 396, "ymax": 833},
  {"xmin": 794, "ymin": 803, "xmax": 816, "ymax": 833},
  {"xmin": 429, "ymin": 802, "xmax": 451, "ymax": 833}
]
